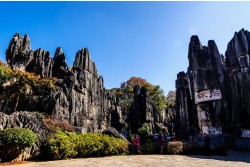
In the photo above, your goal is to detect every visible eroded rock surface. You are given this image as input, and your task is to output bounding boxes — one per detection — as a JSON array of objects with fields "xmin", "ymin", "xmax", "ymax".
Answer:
[
  {"xmin": 0, "ymin": 111, "xmax": 50, "ymax": 156},
  {"xmin": 1, "ymin": 33, "xmax": 124, "ymax": 135},
  {"xmin": 176, "ymin": 29, "xmax": 250, "ymax": 138}
]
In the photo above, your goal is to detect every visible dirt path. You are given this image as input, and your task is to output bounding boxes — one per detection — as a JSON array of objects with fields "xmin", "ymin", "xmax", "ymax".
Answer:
[{"xmin": 2, "ymin": 151, "xmax": 250, "ymax": 167}]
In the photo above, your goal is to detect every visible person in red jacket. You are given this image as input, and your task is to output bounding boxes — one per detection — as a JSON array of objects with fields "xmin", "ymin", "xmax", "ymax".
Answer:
[{"xmin": 133, "ymin": 134, "xmax": 141, "ymax": 153}]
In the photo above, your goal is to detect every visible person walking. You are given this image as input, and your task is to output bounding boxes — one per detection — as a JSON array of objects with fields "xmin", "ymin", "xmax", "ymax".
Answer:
[
  {"xmin": 133, "ymin": 134, "xmax": 141, "ymax": 154},
  {"xmin": 159, "ymin": 135, "xmax": 165, "ymax": 154}
]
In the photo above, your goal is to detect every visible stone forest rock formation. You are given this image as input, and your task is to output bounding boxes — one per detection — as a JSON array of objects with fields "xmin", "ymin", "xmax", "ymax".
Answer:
[
  {"xmin": 128, "ymin": 85, "xmax": 155, "ymax": 134},
  {"xmin": 176, "ymin": 29, "xmax": 250, "ymax": 138},
  {"xmin": 127, "ymin": 85, "xmax": 172, "ymax": 135},
  {"xmin": 1, "ymin": 32, "xmax": 171, "ymax": 144},
  {"xmin": 1, "ymin": 33, "xmax": 125, "ymax": 138}
]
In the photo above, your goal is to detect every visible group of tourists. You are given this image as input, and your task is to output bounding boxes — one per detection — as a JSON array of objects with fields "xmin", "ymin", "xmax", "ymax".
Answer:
[
  {"xmin": 132, "ymin": 131, "xmax": 211, "ymax": 155},
  {"xmin": 155, "ymin": 132, "xmax": 177, "ymax": 154},
  {"xmin": 133, "ymin": 132, "xmax": 177, "ymax": 154}
]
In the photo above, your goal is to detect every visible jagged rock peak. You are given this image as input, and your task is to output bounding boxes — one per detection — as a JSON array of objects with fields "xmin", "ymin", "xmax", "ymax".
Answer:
[
  {"xmin": 13, "ymin": 32, "xmax": 20, "ymax": 38},
  {"xmin": 189, "ymin": 35, "xmax": 202, "ymax": 49},
  {"xmin": 25, "ymin": 48, "xmax": 53, "ymax": 78},
  {"xmin": 73, "ymin": 48, "xmax": 89, "ymax": 71},
  {"xmin": 73, "ymin": 48, "xmax": 98, "ymax": 75},
  {"xmin": 98, "ymin": 75, "xmax": 104, "ymax": 88},
  {"xmin": 226, "ymin": 28, "xmax": 250, "ymax": 70},
  {"xmin": 207, "ymin": 40, "xmax": 221, "ymax": 58},
  {"xmin": 6, "ymin": 32, "xmax": 31, "ymax": 71},
  {"xmin": 52, "ymin": 47, "xmax": 68, "ymax": 79},
  {"xmin": 177, "ymin": 71, "xmax": 186, "ymax": 78}
]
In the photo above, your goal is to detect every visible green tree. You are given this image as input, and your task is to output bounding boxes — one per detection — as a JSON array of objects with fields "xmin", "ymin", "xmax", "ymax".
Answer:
[{"xmin": 110, "ymin": 77, "xmax": 167, "ymax": 113}]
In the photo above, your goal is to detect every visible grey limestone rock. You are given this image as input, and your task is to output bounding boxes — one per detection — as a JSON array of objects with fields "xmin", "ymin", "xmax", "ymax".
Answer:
[
  {"xmin": 52, "ymin": 47, "xmax": 68, "ymax": 79},
  {"xmin": 176, "ymin": 29, "xmax": 250, "ymax": 139},
  {"xmin": 26, "ymin": 48, "xmax": 53, "ymax": 78},
  {"xmin": 2, "ymin": 33, "xmax": 124, "ymax": 136},
  {"xmin": 128, "ymin": 85, "xmax": 155, "ymax": 135},
  {"xmin": 6, "ymin": 33, "xmax": 32, "ymax": 71}
]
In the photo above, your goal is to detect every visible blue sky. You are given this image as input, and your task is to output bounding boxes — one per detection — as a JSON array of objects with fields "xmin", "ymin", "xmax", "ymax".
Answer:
[{"xmin": 0, "ymin": 2, "xmax": 250, "ymax": 94}]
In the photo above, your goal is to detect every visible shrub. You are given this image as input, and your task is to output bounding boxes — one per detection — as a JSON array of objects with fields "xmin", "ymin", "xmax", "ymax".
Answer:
[
  {"xmin": 44, "ymin": 118, "xmax": 75, "ymax": 132},
  {"xmin": 102, "ymin": 134, "xmax": 128, "ymax": 156},
  {"xmin": 141, "ymin": 139, "xmax": 155, "ymax": 154},
  {"xmin": 138, "ymin": 123, "xmax": 150, "ymax": 136},
  {"xmin": 77, "ymin": 133, "xmax": 104, "ymax": 157},
  {"xmin": 43, "ymin": 132, "xmax": 129, "ymax": 160},
  {"xmin": 167, "ymin": 141, "xmax": 183, "ymax": 155},
  {"xmin": 77, "ymin": 133, "xmax": 128, "ymax": 157},
  {"xmin": 43, "ymin": 131, "xmax": 78, "ymax": 160},
  {"xmin": 0, "ymin": 128, "xmax": 37, "ymax": 162}
]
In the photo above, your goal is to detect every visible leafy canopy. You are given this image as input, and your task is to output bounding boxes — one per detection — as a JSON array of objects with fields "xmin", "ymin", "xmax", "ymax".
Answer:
[
  {"xmin": 110, "ymin": 77, "xmax": 167, "ymax": 113},
  {"xmin": 0, "ymin": 61, "xmax": 56, "ymax": 94}
]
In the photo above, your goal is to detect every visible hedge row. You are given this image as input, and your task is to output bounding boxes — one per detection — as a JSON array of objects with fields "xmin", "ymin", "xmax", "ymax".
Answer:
[
  {"xmin": 42, "ymin": 131, "xmax": 129, "ymax": 160},
  {"xmin": 138, "ymin": 139, "xmax": 227, "ymax": 155}
]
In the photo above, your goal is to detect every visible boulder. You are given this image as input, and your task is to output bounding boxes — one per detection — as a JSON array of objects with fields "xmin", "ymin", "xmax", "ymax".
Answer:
[{"xmin": 102, "ymin": 127, "xmax": 128, "ymax": 142}]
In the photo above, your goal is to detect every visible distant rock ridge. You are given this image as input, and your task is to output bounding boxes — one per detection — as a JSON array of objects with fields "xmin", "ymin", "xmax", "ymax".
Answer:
[
  {"xmin": 2, "ymin": 32, "xmax": 124, "ymax": 134},
  {"xmin": 176, "ymin": 28, "xmax": 250, "ymax": 137}
]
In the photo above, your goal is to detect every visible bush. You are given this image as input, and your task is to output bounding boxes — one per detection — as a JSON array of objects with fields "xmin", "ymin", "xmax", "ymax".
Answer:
[
  {"xmin": 0, "ymin": 128, "xmax": 37, "ymax": 162},
  {"xmin": 77, "ymin": 133, "xmax": 104, "ymax": 157},
  {"xmin": 141, "ymin": 139, "xmax": 155, "ymax": 154},
  {"xmin": 167, "ymin": 141, "xmax": 183, "ymax": 155},
  {"xmin": 44, "ymin": 118, "xmax": 75, "ymax": 132},
  {"xmin": 43, "ymin": 131, "xmax": 78, "ymax": 160},
  {"xmin": 138, "ymin": 123, "xmax": 150, "ymax": 136},
  {"xmin": 102, "ymin": 134, "xmax": 128, "ymax": 156},
  {"xmin": 43, "ymin": 132, "xmax": 129, "ymax": 160},
  {"xmin": 77, "ymin": 133, "xmax": 128, "ymax": 157}
]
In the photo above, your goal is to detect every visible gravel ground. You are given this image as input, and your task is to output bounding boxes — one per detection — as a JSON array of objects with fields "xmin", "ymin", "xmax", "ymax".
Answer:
[{"xmin": 2, "ymin": 151, "xmax": 250, "ymax": 167}]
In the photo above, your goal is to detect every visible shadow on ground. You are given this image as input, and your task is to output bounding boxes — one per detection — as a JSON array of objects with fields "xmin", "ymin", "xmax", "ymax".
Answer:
[{"xmin": 186, "ymin": 151, "xmax": 250, "ymax": 163}]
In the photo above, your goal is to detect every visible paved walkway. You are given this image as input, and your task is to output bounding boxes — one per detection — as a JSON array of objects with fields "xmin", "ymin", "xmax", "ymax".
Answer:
[{"xmin": 2, "ymin": 151, "xmax": 250, "ymax": 167}]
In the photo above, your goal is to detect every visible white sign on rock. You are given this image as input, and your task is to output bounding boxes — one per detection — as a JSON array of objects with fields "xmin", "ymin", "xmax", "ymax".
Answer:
[
  {"xmin": 202, "ymin": 126, "xmax": 222, "ymax": 134},
  {"xmin": 195, "ymin": 89, "xmax": 222, "ymax": 104},
  {"xmin": 242, "ymin": 129, "xmax": 250, "ymax": 138}
]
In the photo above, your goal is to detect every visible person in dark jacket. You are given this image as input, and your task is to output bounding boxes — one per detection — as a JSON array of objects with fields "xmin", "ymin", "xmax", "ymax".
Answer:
[{"xmin": 204, "ymin": 133, "xmax": 211, "ymax": 156}]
